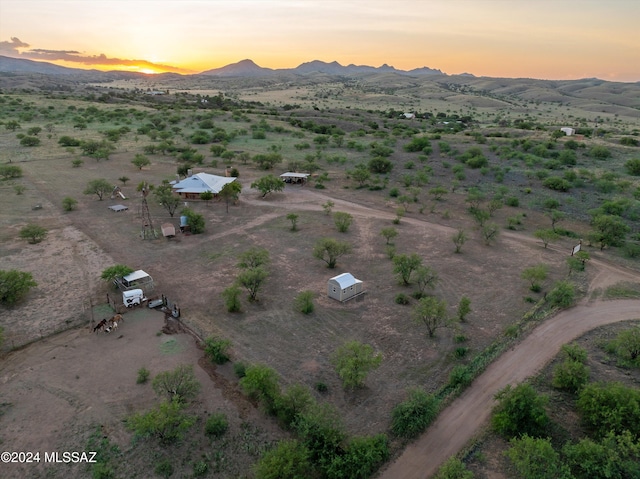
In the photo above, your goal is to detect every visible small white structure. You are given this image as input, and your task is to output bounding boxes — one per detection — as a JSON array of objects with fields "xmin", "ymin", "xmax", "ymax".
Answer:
[
  {"xmin": 560, "ymin": 127, "xmax": 575, "ymax": 136},
  {"xmin": 280, "ymin": 172, "xmax": 310, "ymax": 185},
  {"xmin": 171, "ymin": 172, "xmax": 237, "ymax": 200},
  {"xmin": 115, "ymin": 270, "xmax": 154, "ymax": 291},
  {"xmin": 123, "ymin": 289, "xmax": 145, "ymax": 307},
  {"xmin": 327, "ymin": 273, "xmax": 363, "ymax": 302}
]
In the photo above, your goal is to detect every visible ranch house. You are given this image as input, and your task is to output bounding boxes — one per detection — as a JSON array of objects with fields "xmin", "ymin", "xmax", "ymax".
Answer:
[
  {"xmin": 171, "ymin": 172, "xmax": 237, "ymax": 200},
  {"xmin": 327, "ymin": 272, "xmax": 363, "ymax": 302}
]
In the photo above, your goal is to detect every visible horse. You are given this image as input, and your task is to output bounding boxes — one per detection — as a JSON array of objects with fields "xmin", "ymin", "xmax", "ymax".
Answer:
[
  {"xmin": 93, "ymin": 319, "xmax": 107, "ymax": 333},
  {"xmin": 105, "ymin": 314, "xmax": 123, "ymax": 333}
]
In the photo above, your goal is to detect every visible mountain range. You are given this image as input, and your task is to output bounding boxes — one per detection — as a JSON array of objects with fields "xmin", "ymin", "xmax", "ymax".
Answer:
[{"xmin": 0, "ymin": 55, "xmax": 445, "ymax": 78}]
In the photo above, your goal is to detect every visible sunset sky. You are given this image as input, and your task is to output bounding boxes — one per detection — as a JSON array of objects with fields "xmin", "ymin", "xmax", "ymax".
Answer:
[{"xmin": 1, "ymin": 0, "xmax": 638, "ymax": 81}]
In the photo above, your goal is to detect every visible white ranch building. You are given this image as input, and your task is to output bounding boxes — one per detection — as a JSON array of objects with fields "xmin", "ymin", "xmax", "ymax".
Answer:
[
  {"xmin": 327, "ymin": 273, "xmax": 363, "ymax": 302},
  {"xmin": 171, "ymin": 173, "xmax": 237, "ymax": 200}
]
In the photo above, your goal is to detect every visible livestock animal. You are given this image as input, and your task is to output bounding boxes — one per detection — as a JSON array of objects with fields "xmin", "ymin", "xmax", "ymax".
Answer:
[
  {"xmin": 105, "ymin": 314, "xmax": 123, "ymax": 333},
  {"xmin": 93, "ymin": 319, "xmax": 107, "ymax": 333}
]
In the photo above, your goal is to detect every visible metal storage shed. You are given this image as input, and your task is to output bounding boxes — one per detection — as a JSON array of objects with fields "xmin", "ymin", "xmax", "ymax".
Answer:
[{"xmin": 327, "ymin": 273, "xmax": 363, "ymax": 302}]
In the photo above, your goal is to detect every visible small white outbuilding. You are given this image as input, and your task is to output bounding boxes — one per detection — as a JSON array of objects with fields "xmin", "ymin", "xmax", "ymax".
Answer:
[
  {"xmin": 560, "ymin": 127, "xmax": 575, "ymax": 136},
  {"xmin": 327, "ymin": 273, "xmax": 363, "ymax": 302}
]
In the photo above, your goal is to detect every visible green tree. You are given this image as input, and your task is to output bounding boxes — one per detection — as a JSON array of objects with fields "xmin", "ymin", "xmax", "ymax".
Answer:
[
  {"xmin": 391, "ymin": 388, "xmax": 440, "ymax": 438},
  {"xmin": 251, "ymin": 174, "xmax": 285, "ymax": 197},
  {"xmin": 313, "ymin": 238, "xmax": 352, "ymax": 269},
  {"xmin": 333, "ymin": 211, "xmax": 353, "ymax": 232},
  {"xmin": 0, "ymin": 164, "xmax": 23, "ymax": 179},
  {"xmin": 325, "ymin": 434, "xmax": 389, "ymax": 479},
  {"xmin": 100, "ymin": 264, "xmax": 134, "ymax": 284},
  {"xmin": 552, "ymin": 359, "xmax": 590, "ymax": 393},
  {"xmin": 222, "ymin": 285, "xmax": 242, "ymax": 312},
  {"xmin": 534, "ymin": 228, "xmax": 560, "ymax": 248},
  {"xmin": 563, "ymin": 430, "xmax": 640, "ymax": 479},
  {"xmin": 0, "ymin": 269, "xmax": 37, "ymax": 306},
  {"xmin": 491, "ymin": 383, "xmax": 549, "ymax": 438},
  {"xmin": 254, "ymin": 440, "xmax": 312, "ymax": 479},
  {"xmin": 294, "ymin": 290, "xmax": 315, "ymax": 314},
  {"xmin": 20, "ymin": 136, "xmax": 40, "ymax": 147},
  {"xmin": 286, "ymin": 213, "xmax": 299, "ymax": 231},
  {"xmin": 126, "ymin": 398, "xmax": 196, "ymax": 445},
  {"xmin": 238, "ymin": 247, "xmax": 270, "ymax": 269},
  {"xmin": 349, "ymin": 165, "xmax": 371, "ymax": 186},
  {"xmin": 131, "ymin": 153, "xmax": 151, "ymax": 170},
  {"xmin": 591, "ymin": 214, "xmax": 630, "ymax": 250},
  {"xmin": 412, "ymin": 296, "xmax": 449, "ymax": 337},
  {"xmin": 331, "ymin": 341, "xmax": 383, "ymax": 389},
  {"xmin": 547, "ymin": 280, "xmax": 575, "ymax": 308},
  {"xmin": 275, "ymin": 384, "xmax": 315, "ymax": 428},
  {"xmin": 506, "ymin": 435, "xmax": 570, "ymax": 479},
  {"xmin": 119, "ymin": 176, "xmax": 130, "ymax": 185},
  {"xmin": 253, "ymin": 152, "xmax": 282, "ymax": 170},
  {"xmin": 151, "ymin": 364, "xmax": 201, "ymax": 403},
  {"xmin": 293, "ymin": 402, "xmax": 346, "ymax": 465},
  {"xmin": 19, "ymin": 224, "xmax": 48, "ymax": 244},
  {"xmin": 83, "ymin": 178, "xmax": 112, "ymax": 200},
  {"xmin": 380, "ymin": 227, "xmax": 398, "ymax": 245},
  {"xmin": 62, "ymin": 196, "xmax": 78, "ymax": 212},
  {"xmin": 322, "ymin": 200, "xmax": 334, "ymax": 215},
  {"xmin": 204, "ymin": 412, "xmax": 228, "ymax": 439},
  {"xmin": 154, "ymin": 184, "xmax": 181, "ymax": 217},
  {"xmin": 181, "ymin": 207, "xmax": 205, "ymax": 234},
  {"xmin": 547, "ymin": 210, "xmax": 565, "ymax": 232},
  {"xmin": 577, "ymin": 381, "xmax": 640, "ymax": 439},
  {"xmin": 236, "ymin": 267, "xmax": 268, "ymax": 301},
  {"xmin": 240, "ymin": 364, "xmax": 281, "ymax": 413},
  {"xmin": 199, "ymin": 190, "xmax": 214, "ymax": 206},
  {"xmin": 203, "ymin": 336, "xmax": 232, "ymax": 364},
  {"xmin": 457, "ymin": 296, "xmax": 471, "ymax": 321},
  {"xmin": 429, "ymin": 185, "xmax": 449, "ymax": 201},
  {"xmin": 481, "ymin": 222, "xmax": 500, "ymax": 245},
  {"xmin": 218, "ymin": 180, "xmax": 242, "ymax": 213},
  {"xmin": 521, "ymin": 264, "xmax": 549, "ymax": 292},
  {"xmin": 452, "ymin": 229, "xmax": 467, "ymax": 253},
  {"xmin": 414, "ymin": 265, "xmax": 438, "ymax": 295},
  {"xmin": 393, "ymin": 253, "xmax": 423, "ymax": 285},
  {"xmin": 610, "ymin": 326, "xmax": 640, "ymax": 364}
]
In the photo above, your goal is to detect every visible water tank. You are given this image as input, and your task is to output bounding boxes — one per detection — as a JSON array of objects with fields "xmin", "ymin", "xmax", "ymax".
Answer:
[{"xmin": 180, "ymin": 215, "xmax": 188, "ymax": 227}]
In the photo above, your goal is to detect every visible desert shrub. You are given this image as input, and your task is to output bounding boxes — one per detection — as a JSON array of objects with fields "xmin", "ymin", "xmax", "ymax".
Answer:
[
  {"xmin": 0, "ymin": 269, "xmax": 36, "ymax": 306},
  {"xmin": 368, "ymin": 157, "xmax": 393, "ymax": 173},
  {"xmin": 333, "ymin": 211, "xmax": 353, "ymax": 232},
  {"xmin": 325, "ymin": 434, "xmax": 389, "ymax": 479},
  {"xmin": 506, "ymin": 435, "xmax": 569, "ymax": 479},
  {"xmin": 624, "ymin": 158, "xmax": 640, "ymax": 175},
  {"xmin": 62, "ymin": 196, "xmax": 78, "ymax": 211},
  {"xmin": 505, "ymin": 196, "xmax": 519, "ymax": 207},
  {"xmin": 590, "ymin": 145, "xmax": 612, "ymax": 159},
  {"xmin": 222, "ymin": 285, "xmax": 242, "ymax": 312},
  {"xmin": 233, "ymin": 361, "xmax": 247, "ymax": 378},
  {"xmin": 136, "ymin": 367, "xmax": 150, "ymax": 384},
  {"xmin": 391, "ymin": 388, "xmax": 440, "ymax": 438},
  {"xmin": 240, "ymin": 364, "xmax": 281, "ymax": 414},
  {"xmin": 491, "ymin": 383, "xmax": 549, "ymax": 438},
  {"xmin": 19, "ymin": 223, "xmax": 48, "ymax": 244},
  {"xmin": 561, "ymin": 342, "xmax": 588, "ymax": 363},
  {"xmin": 552, "ymin": 360, "xmax": 590, "ymax": 393},
  {"xmin": 449, "ymin": 364, "xmax": 472, "ymax": 388},
  {"xmin": 543, "ymin": 176, "xmax": 571, "ymax": 191},
  {"xmin": 607, "ymin": 326, "xmax": 640, "ymax": 366},
  {"xmin": 620, "ymin": 137, "xmax": 639, "ymax": 146},
  {"xmin": 315, "ymin": 382, "xmax": 328, "ymax": 393},
  {"xmin": 204, "ymin": 412, "xmax": 229, "ymax": 438},
  {"xmin": 127, "ymin": 398, "xmax": 196, "ymax": 445},
  {"xmin": 395, "ymin": 293, "xmax": 411, "ymax": 305},
  {"xmin": 294, "ymin": 290, "xmax": 315, "ymax": 314},
  {"xmin": 577, "ymin": 382, "xmax": 640, "ymax": 439},
  {"xmin": 152, "ymin": 365, "xmax": 201, "ymax": 403},
  {"xmin": 547, "ymin": 280, "xmax": 575, "ymax": 308},
  {"xmin": 563, "ymin": 431, "xmax": 640, "ymax": 479},
  {"xmin": 433, "ymin": 457, "xmax": 473, "ymax": 479},
  {"xmin": 254, "ymin": 439, "xmax": 312, "ymax": 479},
  {"xmin": 204, "ymin": 336, "xmax": 232, "ymax": 364},
  {"xmin": 275, "ymin": 384, "xmax": 315, "ymax": 428},
  {"xmin": 293, "ymin": 402, "xmax": 346, "ymax": 464},
  {"xmin": 454, "ymin": 347, "xmax": 469, "ymax": 359}
]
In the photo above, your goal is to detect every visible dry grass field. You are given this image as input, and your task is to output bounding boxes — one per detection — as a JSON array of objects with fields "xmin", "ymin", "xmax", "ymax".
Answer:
[{"xmin": 0, "ymin": 73, "xmax": 639, "ymax": 478}]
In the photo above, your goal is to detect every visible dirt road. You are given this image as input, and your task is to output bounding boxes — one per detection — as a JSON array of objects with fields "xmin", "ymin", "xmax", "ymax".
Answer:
[{"xmin": 378, "ymin": 298, "xmax": 640, "ymax": 479}]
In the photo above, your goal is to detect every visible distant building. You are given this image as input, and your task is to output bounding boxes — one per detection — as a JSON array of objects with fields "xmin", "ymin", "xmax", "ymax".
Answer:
[
  {"xmin": 560, "ymin": 127, "xmax": 575, "ymax": 136},
  {"xmin": 280, "ymin": 172, "xmax": 310, "ymax": 185},
  {"xmin": 327, "ymin": 273, "xmax": 364, "ymax": 302},
  {"xmin": 171, "ymin": 172, "xmax": 237, "ymax": 200}
]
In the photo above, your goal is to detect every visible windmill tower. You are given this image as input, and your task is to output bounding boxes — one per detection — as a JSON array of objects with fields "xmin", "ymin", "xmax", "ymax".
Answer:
[{"xmin": 140, "ymin": 184, "xmax": 157, "ymax": 239}]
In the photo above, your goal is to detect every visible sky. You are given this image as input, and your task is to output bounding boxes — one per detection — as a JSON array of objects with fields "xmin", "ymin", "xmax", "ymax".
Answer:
[{"xmin": 1, "ymin": 0, "xmax": 638, "ymax": 82}]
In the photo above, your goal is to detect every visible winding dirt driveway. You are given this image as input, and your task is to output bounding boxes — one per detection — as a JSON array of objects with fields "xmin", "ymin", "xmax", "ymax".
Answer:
[
  {"xmin": 244, "ymin": 186, "xmax": 640, "ymax": 479},
  {"xmin": 379, "ymin": 298, "xmax": 640, "ymax": 479}
]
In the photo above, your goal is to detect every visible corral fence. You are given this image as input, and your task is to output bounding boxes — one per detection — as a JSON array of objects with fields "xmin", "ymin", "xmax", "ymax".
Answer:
[{"xmin": 1, "ymin": 297, "xmax": 93, "ymax": 353}]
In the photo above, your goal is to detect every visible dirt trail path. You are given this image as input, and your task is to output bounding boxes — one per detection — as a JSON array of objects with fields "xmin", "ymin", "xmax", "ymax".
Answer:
[{"xmin": 379, "ymin": 299, "xmax": 640, "ymax": 479}]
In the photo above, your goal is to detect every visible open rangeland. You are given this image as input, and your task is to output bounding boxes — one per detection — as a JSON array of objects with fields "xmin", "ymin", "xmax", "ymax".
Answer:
[{"xmin": 1, "ymin": 76, "xmax": 639, "ymax": 478}]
